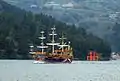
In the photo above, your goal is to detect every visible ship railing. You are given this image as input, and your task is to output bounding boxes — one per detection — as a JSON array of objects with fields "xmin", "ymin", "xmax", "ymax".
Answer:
[
  {"xmin": 30, "ymin": 51, "xmax": 47, "ymax": 55},
  {"xmin": 54, "ymin": 49, "xmax": 72, "ymax": 52}
]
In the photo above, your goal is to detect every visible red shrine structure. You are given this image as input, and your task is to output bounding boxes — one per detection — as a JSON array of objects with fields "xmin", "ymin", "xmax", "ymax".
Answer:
[{"xmin": 87, "ymin": 51, "xmax": 99, "ymax": 61}]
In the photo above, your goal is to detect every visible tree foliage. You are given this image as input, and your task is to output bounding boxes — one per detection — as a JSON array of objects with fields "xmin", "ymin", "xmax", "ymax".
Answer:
[{"xmin": 0, "ymin": 0, "xmax": 111, "ymax": 60}]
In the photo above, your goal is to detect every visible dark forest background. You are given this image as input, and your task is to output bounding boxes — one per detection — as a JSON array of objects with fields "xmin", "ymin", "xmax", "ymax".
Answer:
[{"xmin": 0, "ymin": 0, "xmax": 111, "ymax": 60}]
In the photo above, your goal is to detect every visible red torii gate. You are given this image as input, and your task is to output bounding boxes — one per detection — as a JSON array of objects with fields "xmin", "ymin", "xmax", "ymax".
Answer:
[{"xmin": 87, "ymin": 51, "xmax": 99, "ymax": 61}]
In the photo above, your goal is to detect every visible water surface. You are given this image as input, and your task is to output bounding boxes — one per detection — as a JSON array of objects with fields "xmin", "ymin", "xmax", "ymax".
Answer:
[{"xmin": 0, "ymin": 60, "xmax": 120, "ymax": 81}]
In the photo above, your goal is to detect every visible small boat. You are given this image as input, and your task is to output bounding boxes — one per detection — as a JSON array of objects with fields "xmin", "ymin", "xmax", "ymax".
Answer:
[{"xmin": 110, "ymin": 52, "xmax": 120, "ymax": 60}]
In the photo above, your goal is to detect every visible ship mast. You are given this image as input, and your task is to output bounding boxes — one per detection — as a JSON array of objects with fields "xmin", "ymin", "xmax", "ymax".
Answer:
[
  {"xmin": 29, "ymin": 44, "xmax": 35, "ymax": 54},
  {"xmin": 37, "ymin": 31, "xmax": 48, "ymax": 54},
  {"xmin": 58, "ymin": 33, "xmax": 68, "ymax": 53},
  {"xmin": 47, "ymin": 26, "xmax": 60, "ymax": 54}
]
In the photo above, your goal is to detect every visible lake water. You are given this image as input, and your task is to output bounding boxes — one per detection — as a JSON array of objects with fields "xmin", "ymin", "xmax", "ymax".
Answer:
[{"xmin": 0, "ymin": 60, "xmax": 120, "ymax": 81}]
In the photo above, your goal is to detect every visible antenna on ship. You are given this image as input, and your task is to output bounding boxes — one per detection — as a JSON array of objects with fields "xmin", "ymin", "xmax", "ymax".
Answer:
[
  {"xmin": 47, "ymin": 25, "xmax": 60, "ymax": 54},
  {"xmin": 37, "ymin": 31, "xmax": 48, "ymax": 54}
]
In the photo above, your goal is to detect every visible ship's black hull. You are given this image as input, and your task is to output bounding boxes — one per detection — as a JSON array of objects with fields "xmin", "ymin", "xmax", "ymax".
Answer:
[{"xmin": 44, "ymin": 58, "xmax": 72, "ymax": 63}]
